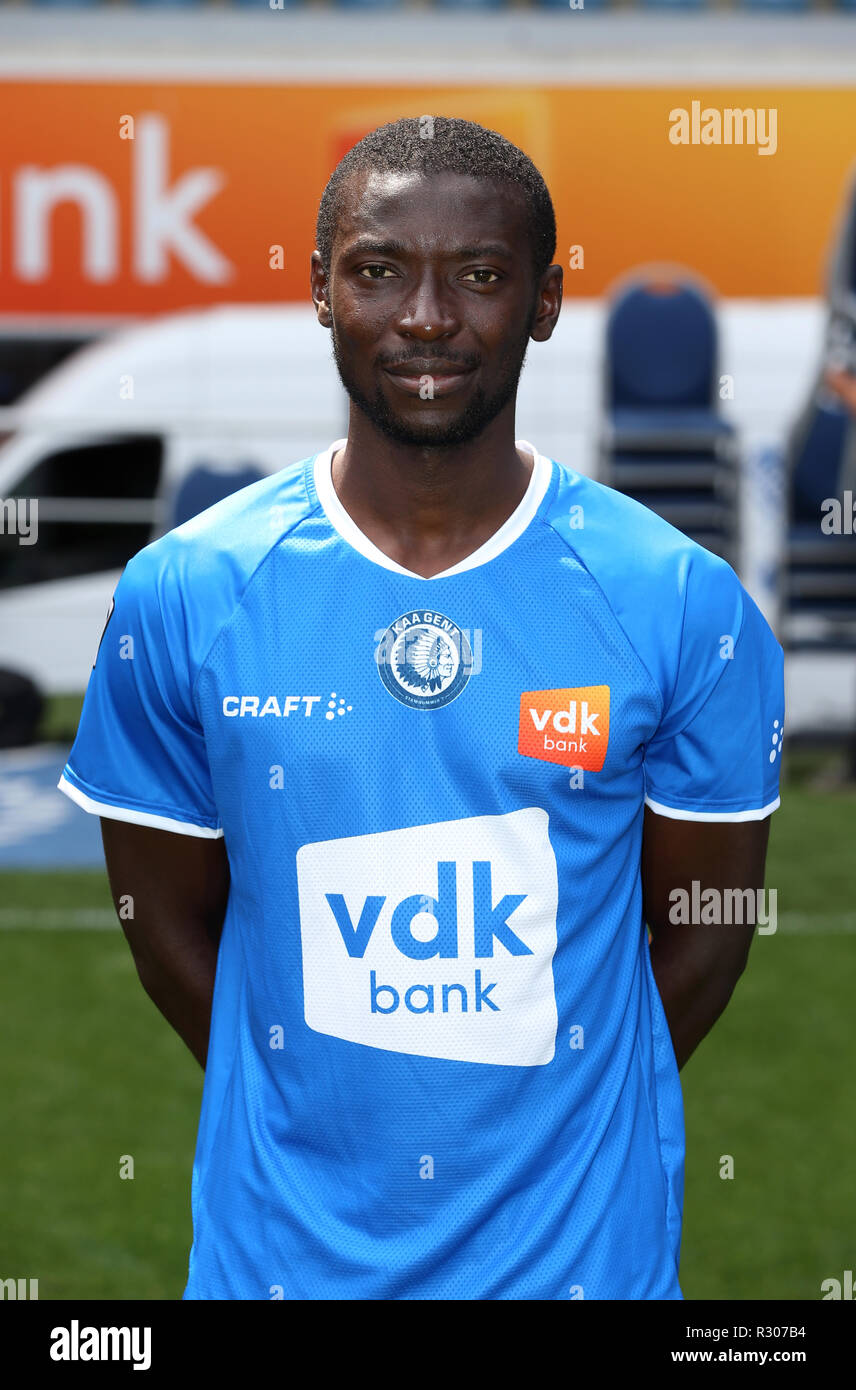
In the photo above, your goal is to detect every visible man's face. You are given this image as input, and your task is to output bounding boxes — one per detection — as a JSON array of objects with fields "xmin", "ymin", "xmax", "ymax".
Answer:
[{"xmin": 313, "ymin": 170, "xmax": 558, "ymax": 448}]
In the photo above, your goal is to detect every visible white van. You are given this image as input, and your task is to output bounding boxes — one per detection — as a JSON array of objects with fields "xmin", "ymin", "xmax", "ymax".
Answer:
[{"xmin": 0, "ymin": 305, "xmax": 345, "ymax": 693}]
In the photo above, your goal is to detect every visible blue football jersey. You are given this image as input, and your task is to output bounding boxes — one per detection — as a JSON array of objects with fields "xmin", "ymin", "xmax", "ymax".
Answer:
[{"xmin": 59, "ymin": 439, "xmax": 784, "ymax": 1300}]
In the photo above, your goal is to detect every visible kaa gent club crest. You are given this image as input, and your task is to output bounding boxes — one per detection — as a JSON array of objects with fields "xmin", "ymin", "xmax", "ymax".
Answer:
[{"xmin": 377, "ymin": 610, "xmax": 474, "ymax": 710}]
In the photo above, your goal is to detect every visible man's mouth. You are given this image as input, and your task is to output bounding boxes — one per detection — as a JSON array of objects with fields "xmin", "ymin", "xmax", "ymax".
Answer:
[{"xmin": 382, "ymin": 362, "xmax": 476, "ymax": 395}]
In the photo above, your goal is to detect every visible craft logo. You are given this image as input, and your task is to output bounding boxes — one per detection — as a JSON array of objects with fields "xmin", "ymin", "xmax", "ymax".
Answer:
[
  {"xmin": 518, "ymin": 686, "xmax": 610, "ymax": 770},
  {"xmin": 376, "ymin": 609, "xmax": 473, "ymax": 710},
  {"xmin": 296, "ymin": 809, "xmax": 559, "ymax": 1066}
]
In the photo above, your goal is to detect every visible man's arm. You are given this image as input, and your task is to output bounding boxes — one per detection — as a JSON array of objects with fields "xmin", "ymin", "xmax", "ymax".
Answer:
[
  {"xmin": 642, "ymin": 806, "xmax": 772, "ymax": 1071},
  {"xmin": 100, "ymin": 819, "xmax": 230, "ymax": 1069}
]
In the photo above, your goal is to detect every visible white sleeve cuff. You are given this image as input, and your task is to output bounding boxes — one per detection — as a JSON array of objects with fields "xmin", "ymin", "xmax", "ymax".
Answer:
[{"xmin": 58, "ymin": 774, "xmax": 224, "ymax": 839}]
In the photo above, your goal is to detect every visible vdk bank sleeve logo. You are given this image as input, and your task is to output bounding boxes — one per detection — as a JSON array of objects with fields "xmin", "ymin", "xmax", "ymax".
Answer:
[
  {"xmin": 296, "ymin": 809, "xmax": 559, "ymax": 1066},
  {"xmin": 518, "ymin": 686, "xmax": 610, "ymax": 771}
]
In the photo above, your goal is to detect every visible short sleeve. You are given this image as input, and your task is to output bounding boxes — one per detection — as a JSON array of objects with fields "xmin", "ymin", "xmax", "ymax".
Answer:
[
  {"xmin": 643, "ymin": 559, "xmax": 784, "ymax": 822},
  {"xmin": 58, "ymin": 543, "xmax": 222, "ymax": 837}
]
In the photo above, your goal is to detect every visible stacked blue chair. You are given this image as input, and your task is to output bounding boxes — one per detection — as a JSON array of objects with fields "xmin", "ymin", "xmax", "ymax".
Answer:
[
  {"xmin": 170, "ymin": 464, "xmax": 264, "ymax": 530},
  {"xmin": 781, "ymin": 165, "xmax": 856, "ymax": 652},
  {"xmin": 783, "ymin": 384, "xmax": 856, "ymax": 651},
  {"xmin": 601, "ymin": 270, "xmax": 738, "ymax": 564}
]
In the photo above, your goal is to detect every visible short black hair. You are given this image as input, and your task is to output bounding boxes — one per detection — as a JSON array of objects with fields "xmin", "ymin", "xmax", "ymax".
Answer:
[{"xmin": 315, "ymin": 116, "xmax": 556, "ymax": 286}]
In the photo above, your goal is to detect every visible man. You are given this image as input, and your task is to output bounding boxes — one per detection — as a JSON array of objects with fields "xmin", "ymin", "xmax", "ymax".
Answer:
[{"xmin": 58, "ymin": 117, "xmax": 783, "ymax": 1300}]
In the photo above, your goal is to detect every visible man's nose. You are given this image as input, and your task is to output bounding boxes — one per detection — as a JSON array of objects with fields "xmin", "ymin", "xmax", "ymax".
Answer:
[{"xmin": 397, "ymin": 271, "xmax": 458, "ymax": 337}]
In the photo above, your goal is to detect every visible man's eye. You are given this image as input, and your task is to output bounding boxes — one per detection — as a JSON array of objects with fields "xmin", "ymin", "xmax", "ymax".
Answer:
[
  {"xmin": 358, "ymin": 265, "xmax": 395, "ymax": 279},
  {"xmin": 462, "ymin": 270, "xmax": 500, "ymax": 284}
]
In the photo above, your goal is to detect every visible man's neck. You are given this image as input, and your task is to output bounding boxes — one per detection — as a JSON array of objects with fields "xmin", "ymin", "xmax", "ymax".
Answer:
[{"xmin": 330, "ymin": 415, "xmax": 533, "ymax": 579}]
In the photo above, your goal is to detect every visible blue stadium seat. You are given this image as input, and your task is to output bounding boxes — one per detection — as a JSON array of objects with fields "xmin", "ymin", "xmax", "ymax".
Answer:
[
  {"xmin": 601, "ymin": 269, "xmax": 737, "ymax": 563},
  {"xmin": 610, "ymin": 453, "xmax": 724, "ymax": 494},
  {"xmin": 609, "ymin": 408, "xmax": 732, "ymax": 451},
  {"xmin": 790, "ymin": 392, "xmax": 850, "ymax": 524},
  {"xmin": 785, "ymin": 172, "xmax": 856, "ymax": 655},
  {"xmin": 826, "ymin": 170, "xmax": 856, "ymax": 327},
  {"xmin": 784, "ymin": 387, "xmax": 856, "ymax": 648},
  {"xmin": 605, "ymin": 274, "xmax": 729, "ymax": 447},
  {"xmin": 170, "ymin": 464, "xmax": 264, "ymax": 530}
]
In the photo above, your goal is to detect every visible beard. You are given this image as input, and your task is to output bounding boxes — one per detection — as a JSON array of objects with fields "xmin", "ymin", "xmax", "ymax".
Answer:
[{"xmin": 329, "ymin": 310, "xmax": 535, "ymax": 449}]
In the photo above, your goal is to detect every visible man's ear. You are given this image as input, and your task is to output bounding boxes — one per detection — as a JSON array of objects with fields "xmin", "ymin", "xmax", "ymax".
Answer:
[
  {"xmin": 530, "ymin": 264, "xmax": 563, "ymax": 345},
  {"xmin": 310, "ymin": 250, "xmax": 333, "ymax": 329}
]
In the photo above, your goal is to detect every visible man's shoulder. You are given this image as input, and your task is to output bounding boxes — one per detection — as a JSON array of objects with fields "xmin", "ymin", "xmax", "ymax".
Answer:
[
  {"xmin": 541, "ymin": 457, "xmax": 741, "ymax": 622},
  {"xmin": 124, "ymin": 452, "xmax": 322, "ymax": 600}
]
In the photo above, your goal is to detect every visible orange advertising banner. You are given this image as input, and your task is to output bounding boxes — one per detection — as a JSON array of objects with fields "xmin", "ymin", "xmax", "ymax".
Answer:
[{"xmin": 0, "ymin": 80, "xmax": 854, "ymax": 316}]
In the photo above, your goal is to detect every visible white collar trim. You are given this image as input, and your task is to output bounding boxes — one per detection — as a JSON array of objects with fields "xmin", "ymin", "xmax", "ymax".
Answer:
[{"xmin": 312, "ymin": 437, "xmax": 552, "ymax": 580}]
